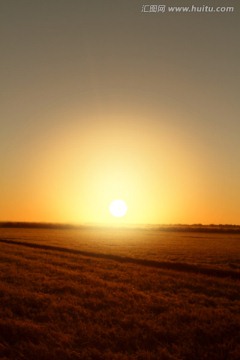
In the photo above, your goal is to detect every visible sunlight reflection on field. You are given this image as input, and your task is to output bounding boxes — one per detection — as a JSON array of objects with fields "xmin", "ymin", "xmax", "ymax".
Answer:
[{"xmin": 1, "ymin": 227, "xmax": 240, "ymax": 271}]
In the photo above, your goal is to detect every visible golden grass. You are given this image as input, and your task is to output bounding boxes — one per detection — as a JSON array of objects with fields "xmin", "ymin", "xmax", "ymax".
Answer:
[
  {"xmin": 1, "ymin": 227, "xmax": 240, "ymax": 269},
  {"xmin": 0, "ymin": 228, "xmax": 239, "ymax": 359}
]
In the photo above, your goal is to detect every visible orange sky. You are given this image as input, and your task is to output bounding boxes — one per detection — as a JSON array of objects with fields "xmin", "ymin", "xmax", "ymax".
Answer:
[{"xmin": 1, "ymin": 1, "xmax": 239, "ymax": 225}]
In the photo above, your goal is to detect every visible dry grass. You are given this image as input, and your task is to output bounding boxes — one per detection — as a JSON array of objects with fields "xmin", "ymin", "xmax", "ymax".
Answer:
[
  {"xmin": 1, "ymin": 227, "xmax": 240, "ymax": 269},
  {"xmin": 0, "ymin": 228, "xmax": 239, "ymax": 359}
]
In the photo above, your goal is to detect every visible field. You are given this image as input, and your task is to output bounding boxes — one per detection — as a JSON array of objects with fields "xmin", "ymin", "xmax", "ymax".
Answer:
[{"xmin": 0, "ymin": 226, "xmax": 240, "ymax": 359}]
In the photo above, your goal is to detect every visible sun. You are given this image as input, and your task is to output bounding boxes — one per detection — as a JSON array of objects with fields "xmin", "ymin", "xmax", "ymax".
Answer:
[{"xmin": 109, "ymin": 199, "xmax": 128, "ymax": 218}]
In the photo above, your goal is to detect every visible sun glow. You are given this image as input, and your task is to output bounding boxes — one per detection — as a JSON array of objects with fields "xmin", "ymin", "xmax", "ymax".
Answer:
[
  {"xmin": 24, "ymin": 111, "xmax": 212, "ymax": 225},
  {"xmin": 109, "ymin": 199, "xmax": 128, "ymax": 218}
]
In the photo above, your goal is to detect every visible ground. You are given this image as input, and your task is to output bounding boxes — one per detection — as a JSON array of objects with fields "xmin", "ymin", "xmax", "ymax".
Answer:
[{"xmin": 0, "ymin": 227, "xmax": 239, "ymax": 359}]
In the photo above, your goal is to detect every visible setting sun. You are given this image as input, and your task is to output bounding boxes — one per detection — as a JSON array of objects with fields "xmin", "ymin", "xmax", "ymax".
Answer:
[{"xmin": 109, "ymin": 200, "xmax": 128, "ymax": 218}]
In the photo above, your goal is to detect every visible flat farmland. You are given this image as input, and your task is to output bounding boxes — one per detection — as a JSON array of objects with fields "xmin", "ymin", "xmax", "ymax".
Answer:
[{"xmin": 0, "ymin": 227, "xmax": 239, "ymax": 359}]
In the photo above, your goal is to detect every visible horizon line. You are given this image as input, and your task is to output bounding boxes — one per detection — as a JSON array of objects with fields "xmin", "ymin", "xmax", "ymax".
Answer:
[{"xmin": 0, "ymin": 221, "xmax": 240, "ymax": 233}]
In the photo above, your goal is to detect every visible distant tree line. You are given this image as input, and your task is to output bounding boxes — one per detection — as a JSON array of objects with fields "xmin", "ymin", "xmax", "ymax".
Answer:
[
  {"xmin": 0, "ymin": 222, "xmax": 240, "ymax": 233},
  {"xmin": 0, "ymin": 222, "xmax": 77, "ymax": 230}
]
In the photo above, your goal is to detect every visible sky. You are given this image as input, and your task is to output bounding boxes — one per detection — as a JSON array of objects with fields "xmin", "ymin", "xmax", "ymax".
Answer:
[{"xmin": 1, "ymin": 0, "xmax": 239, "ymax": 225}]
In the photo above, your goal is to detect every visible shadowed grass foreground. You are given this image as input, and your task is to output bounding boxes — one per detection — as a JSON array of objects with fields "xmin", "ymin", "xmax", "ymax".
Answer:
[{"xmin": 0, "ymin": 231, "xmax": 239, "ymax": 359}]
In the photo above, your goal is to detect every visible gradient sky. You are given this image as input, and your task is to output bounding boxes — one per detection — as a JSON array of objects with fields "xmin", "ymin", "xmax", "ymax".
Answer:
[{"xmin": 1, "ymin": 0, "xmax": 239, "ymax": 225}]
